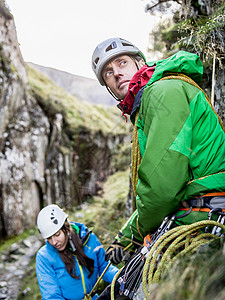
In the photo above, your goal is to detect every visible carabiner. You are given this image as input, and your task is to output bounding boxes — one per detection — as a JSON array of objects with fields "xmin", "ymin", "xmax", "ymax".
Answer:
[{"xmin": 206, "ymin": 207, "xmax": 223, "ymax": 233}]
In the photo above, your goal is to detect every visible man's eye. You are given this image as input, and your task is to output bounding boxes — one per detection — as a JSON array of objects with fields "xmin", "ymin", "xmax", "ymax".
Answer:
[
  {"xmin": 105, "ymin": 71, "xmax": 112, "ymax": 78},
  {"xmin": 120, "ymin": 60, "xmax": 127, "ymax": 66}
]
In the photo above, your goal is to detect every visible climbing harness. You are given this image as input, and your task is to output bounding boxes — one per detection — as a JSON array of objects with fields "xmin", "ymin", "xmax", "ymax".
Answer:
[{"xmin": 110, "ymin": 210, "xmax": 225, "ymax": 300}]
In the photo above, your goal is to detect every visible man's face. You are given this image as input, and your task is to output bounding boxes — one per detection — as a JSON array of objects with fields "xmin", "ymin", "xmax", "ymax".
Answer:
[{"xmin": 102, "ymin": 55, "xmax": 144, "ymax": 100}]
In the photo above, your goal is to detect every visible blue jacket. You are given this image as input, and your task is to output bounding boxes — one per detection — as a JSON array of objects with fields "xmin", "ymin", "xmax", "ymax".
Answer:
[{"xmin": 36, "ymin": 222, "xmax": 118, "ymax": 300}]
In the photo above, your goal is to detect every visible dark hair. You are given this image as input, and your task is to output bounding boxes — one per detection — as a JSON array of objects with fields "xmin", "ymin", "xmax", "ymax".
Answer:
[
  {"xmin": 58, "ymin": 220, "xmax": 94, "ymax": 279},
  {"xmin": 132, "ymin": 54, "xmax": 144, "ymax": 62}
]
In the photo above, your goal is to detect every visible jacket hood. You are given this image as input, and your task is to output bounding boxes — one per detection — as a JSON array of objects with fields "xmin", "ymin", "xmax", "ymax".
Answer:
[
  {"xmin": 118, "ymin": 51, "xmax": 203, "ymax": 116},
  {"xmin": 146, "ymin": 50, "xmax": 203, "ymax": 86},
  {"xmin": 71, "ymin": 222, "xmax": 91, "ymax": 243}
]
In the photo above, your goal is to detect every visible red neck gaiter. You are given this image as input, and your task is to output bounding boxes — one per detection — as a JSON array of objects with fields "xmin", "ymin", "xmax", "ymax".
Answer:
[{"xmin": 118, "ymin": 64, "xmax": 155, "ymax": 115}]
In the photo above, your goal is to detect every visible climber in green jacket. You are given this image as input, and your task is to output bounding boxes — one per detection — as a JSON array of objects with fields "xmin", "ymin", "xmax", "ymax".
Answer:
[{"xmin": 91, "ymin": 37, "xmax": 225, "ymax": 265}]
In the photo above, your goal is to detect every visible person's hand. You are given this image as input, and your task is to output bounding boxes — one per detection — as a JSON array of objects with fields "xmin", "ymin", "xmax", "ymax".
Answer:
[{"xmin": 105, "ymin": 240, "xmax": 127, "ymax": 265}]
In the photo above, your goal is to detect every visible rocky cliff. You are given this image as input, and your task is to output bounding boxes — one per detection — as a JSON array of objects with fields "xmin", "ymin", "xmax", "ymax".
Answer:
[{"xmin": 0, "ymin": 3, "xmax": 130, "ymax": 239}]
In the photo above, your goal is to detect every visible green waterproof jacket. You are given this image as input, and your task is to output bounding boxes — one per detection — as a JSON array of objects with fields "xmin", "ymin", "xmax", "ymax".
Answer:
[{"xmin": 117, "ymin": 51, "xmax": 225, "ymax": 246}]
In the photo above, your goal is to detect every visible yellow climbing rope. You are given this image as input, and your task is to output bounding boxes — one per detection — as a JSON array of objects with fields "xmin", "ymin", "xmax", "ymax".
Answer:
[
  {"xmin": 110, "ymin": 243, "xmax": 133, "ymax": 300},
  {"xmin": 109, "ymin": 220, "xmax": 225, "ymax": 300},
  {"xmin": 142, "ymin": 219, "xmax": 225, "ymax": 299},
  {"xmin": 160, "ymin": 73, "xmax": 225, "ymax": 132},
  {"xmin": 111, "ymin": 266, "xmax": 125, "ymax": 300},
  {"xmin": 131, "ymin": 111, "xmax": 141, "ymax": 199}
]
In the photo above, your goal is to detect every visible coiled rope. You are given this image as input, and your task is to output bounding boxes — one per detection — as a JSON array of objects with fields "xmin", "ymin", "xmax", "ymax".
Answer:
[
  {"xmin": 142, "ymin": 219, "xmax": 225, "ymax": 299},
  {"xmin": 109, "ymin": 220, "xmax": 225, "ymax": 300}
]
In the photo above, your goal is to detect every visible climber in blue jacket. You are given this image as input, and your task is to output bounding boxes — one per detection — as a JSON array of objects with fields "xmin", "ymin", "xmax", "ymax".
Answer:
[{"xmin": 36, "ymin": 204, "xmax": 118, "ymax": 300}]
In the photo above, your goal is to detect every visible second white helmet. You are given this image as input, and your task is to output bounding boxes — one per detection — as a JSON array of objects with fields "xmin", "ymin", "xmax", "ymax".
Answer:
[
  {"xmin": 37, "ymin": 204, "xmax": 68, "ymax": 239},
  {"xmin": 92, "ymin": 37, "xmax": 146, "ymax": 86}
]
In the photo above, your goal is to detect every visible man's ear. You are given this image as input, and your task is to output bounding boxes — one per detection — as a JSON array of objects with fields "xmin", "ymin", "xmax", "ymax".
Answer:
[{"xmin": 138, "ymin": 59, "xmax": 145, "ymax": 69}]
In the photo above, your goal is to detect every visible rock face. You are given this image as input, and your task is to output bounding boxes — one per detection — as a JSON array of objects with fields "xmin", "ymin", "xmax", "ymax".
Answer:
[
  {"xmin": 201, "ymin": 66, "xmax": 225, "ymax": 127},
  {"xmin": 0, "ymin": 6, "xmax": 42, "ymax": 238},
  {"xmin": 0, "ymin": 4, "xmax": 128, "ymax": 239},
  {"xmin": 213, "ymin": 68, "xmax": 225, "ymax": 126}
]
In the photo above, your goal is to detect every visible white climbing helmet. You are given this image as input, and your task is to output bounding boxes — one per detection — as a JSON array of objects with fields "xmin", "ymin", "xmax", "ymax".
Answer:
[
  {"xmin": 92, "ymin": 37, "xmax": 146, "ymax": 86},
  {"xmin": 37, "ymin": 204, "xmax": 68, "ymax": 239}
]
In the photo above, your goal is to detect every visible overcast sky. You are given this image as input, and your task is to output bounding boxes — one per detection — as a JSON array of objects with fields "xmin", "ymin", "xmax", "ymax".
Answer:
[{"xmin": 5, "ymin": 0, "xmax": 157, "ymax": 79}]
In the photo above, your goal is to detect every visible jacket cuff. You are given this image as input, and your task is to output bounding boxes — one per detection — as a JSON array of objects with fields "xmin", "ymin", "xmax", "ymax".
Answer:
[{"xmin": 115, "ymin": 210, "xmax": 144, "ymax": 247}]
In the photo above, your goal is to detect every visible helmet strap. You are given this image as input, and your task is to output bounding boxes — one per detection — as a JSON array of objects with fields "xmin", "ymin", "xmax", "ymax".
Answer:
[{"xmin": 106, "ymin": 85, "xmax": 121, "ymax": 102}]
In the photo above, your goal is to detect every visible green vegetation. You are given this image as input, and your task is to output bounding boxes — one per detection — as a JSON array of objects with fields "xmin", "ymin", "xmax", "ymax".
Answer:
[
  {"xmin": 0, "ymin": 228, "xmax": 38, "ymax": 253},
  {"xmin": 111, "ymin": 142, "xmax": 132, "ymax": 172},
  {"xmin": 27, "ymin": 65, "xmax": 130, "ymax": 136},
  {"xmin": 147, "ymin": 0, "xmax": 225, "ymax": 64},
  {"xmin": 70, "ymin": 168, "xmax": 130, "ymax": 249},
  {"xmin": 177, "ymin": 3, "xmax": 225, "ymax": 64}
]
